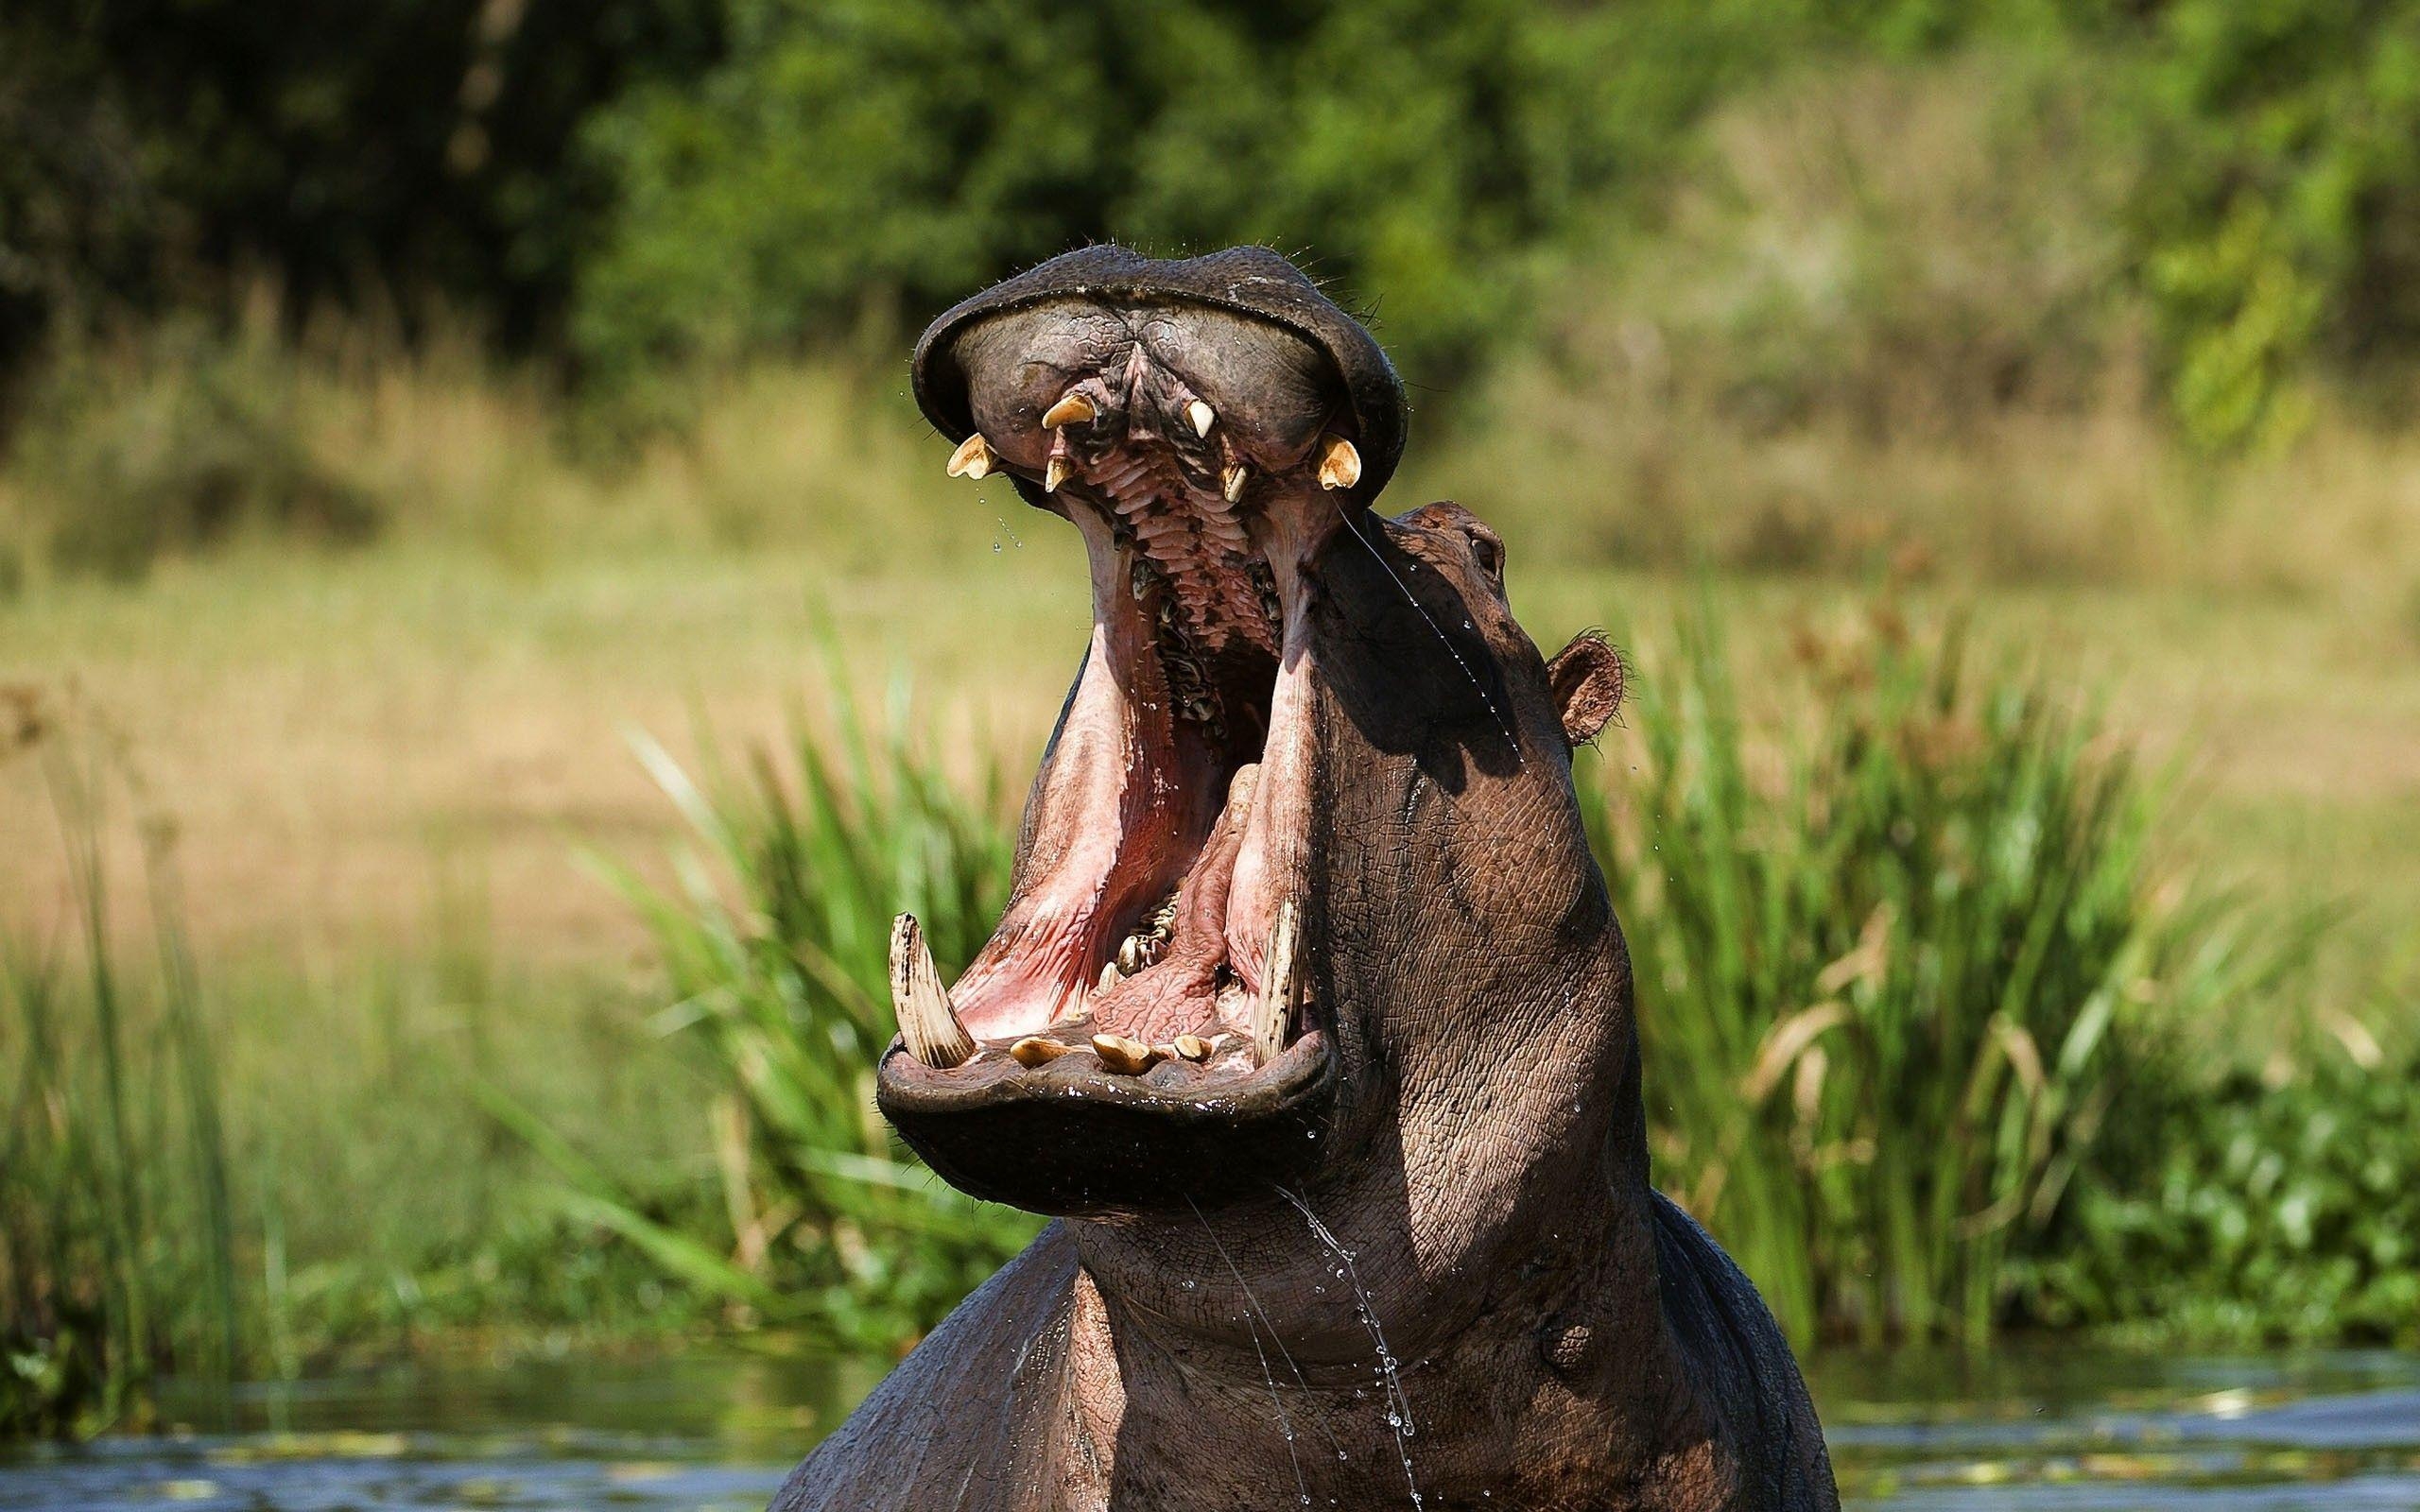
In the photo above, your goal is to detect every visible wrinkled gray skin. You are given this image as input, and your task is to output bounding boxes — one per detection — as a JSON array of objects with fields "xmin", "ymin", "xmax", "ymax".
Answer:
[{"xmin": 773, "ymin": 248, "xmax": 1837, "ymax": 1512}]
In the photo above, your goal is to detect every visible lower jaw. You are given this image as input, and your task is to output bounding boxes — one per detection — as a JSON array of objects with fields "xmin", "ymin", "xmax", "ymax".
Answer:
[{"xmin": 875, "ymin": 1028, "xmax": 1336, "ymax": 1216}]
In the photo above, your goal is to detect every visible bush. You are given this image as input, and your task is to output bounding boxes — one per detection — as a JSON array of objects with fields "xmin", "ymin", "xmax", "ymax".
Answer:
[
  {"xmin": 2016, "ymin": 1043, "xmax": 2420, "ymax": 1347},
  {"xmin": 561, "ymin": 683, "xmax": 1042, "ymax": 1348},
  {"xmin": 1590, "ymin": 592, "xmax": 2319, "ymax": 1346},
  {"xmin": 570, "ymin": 0, "xmax": 1817, "ymax": 390},
  {"xmin": 14, "ymin": 329, "xmax": 380, "ymax": 580}
]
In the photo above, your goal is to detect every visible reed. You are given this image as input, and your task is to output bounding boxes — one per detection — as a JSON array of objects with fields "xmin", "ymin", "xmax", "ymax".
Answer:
[
  {"xmin": 1, "ymin": 742, "xmax": 240, "ymax": 1435},
  {"xmin": 1589, "ymin": 591, "xmax": 2325, "ymax": 1346},
  {"xmin": 533, "ymin": 673, "xmax": 1042, "ymax": 1347}
]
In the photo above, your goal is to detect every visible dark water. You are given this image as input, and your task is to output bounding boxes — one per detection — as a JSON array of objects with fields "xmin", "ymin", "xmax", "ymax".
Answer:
[{"xmin": 0, "ymin": 1344, "xmax": 2412, "ymax": 1510}]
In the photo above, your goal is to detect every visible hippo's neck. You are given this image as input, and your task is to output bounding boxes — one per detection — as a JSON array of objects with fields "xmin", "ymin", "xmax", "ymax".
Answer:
[{"xmin": 1051, "ymin": 1055, "xmax": 1703, "ymax": 1507}]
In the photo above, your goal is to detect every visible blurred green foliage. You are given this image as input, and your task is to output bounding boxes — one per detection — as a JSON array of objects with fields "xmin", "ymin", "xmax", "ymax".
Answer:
[
  {"xmin": 1592, "ymin": 595, "xmax": 2323, "ymax": 1345},
  {"xmin": 13, "ymin": 0, "xmax": 2420, "ymax": 446},
  {"xmin": 554, "ymin": 687, "xmax": 1042, "ymax": 1349},
  {"xmin": 2020, "ymin": 1051, "xmax": 2420, "ymax": 1347},
  {"xmin": 0, "ymin": 0, "xmax": 722, "ymax": 390},
  {"xmin": 14, "ymin": 326, "xmax": 380, "ymax": 579},
  {"xmin": 571, "ymin": 0, "xmax": 1745, "ymax": 387}
]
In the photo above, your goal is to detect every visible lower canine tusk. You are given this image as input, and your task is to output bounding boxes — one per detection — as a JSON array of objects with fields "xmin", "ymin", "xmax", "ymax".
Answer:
[
  {"xmin": 1252, "ymin": 900, "xmax": 1300, "ymax": 1066},
  {"xmin": 1185, "ymin": 400, "xmax": 1216, "ymax": 438},
  {"xmin": 1045, "ymin": 456, "xmax": 1073, "ymax": 493},
  {"xmin": 890, "ymin": 914, "xmax": 975, "ymax": 1068}
]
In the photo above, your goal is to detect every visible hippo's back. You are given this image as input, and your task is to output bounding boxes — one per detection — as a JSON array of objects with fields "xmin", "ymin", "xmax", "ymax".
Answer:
[
  {"xmin": 1651, "ymin": 1193, "xmax": 1839, "ymax": 1512},
  {"xmin": 773, "ymin": 1226, "xmax": 1083, "ymax": 1511}
]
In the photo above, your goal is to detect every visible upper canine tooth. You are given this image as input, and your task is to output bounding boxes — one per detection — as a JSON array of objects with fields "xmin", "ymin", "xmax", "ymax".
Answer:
[
  {"xmin": 1042, "ymin": 393, "xmax": 1098, "ymax": 429},
  {"xmin": 1252, "ymin": 900, "xmax": 1301, "ymax": 1066},
  {"xmin": 1045, "ymin": 456, "xmax": 1073, "ymax": 492},
  {"xmin": 890, "ymin": 914, "xmax": 975, "ymax": 1069},
  {"xmin": 945, "ymin": 434, "xmax": 995, "ymax": 479},
  {"xmin": 1316, "ymin": 435, "xmax": 1362, "ymax": 491},
  {"xmin": 1185, "ymin": 400, "xmax": 1216, "ymax": 438},
  {"xmin": 1222, "ymin": 464, "xmax": 1249, "ymax": 504}
]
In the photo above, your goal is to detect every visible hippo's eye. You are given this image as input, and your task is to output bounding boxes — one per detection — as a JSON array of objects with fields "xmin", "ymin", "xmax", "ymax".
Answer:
[{"xmin": 1464, "ymin": 524, "xmax": 1505, "ymax": 582}]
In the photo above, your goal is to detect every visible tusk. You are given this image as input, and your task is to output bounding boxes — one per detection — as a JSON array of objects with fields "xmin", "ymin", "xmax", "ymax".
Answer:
[
  {"xmin": 1045, "ymin": 456, "xmax": 1073, "ymax": 493},
  {"xmin": 946, "ymin": 433, "xmax": 994, "ymax": 480},
  {"xmin": 1185, "ymin": 400, "xmax": 1216, "ymax": 438},
  {"xmin": 1042, "ymin": 393, "xmax": 1097, "ymax": 429},
  {"xmin": 1316, "ymin": 435, "xmax": 1361, "ymax": 491},
  {"xmin": 1252, "ymin": 900, "xmax": 1300, "ymax": 1066},
  {"xmin": 890, "ymin": 914, "xmax": 975, "ymax": 1068},
  {"xmin": 1222, "ymin": 464, "xmax": 1249, "ymax": 504},
  {"xmin": 1010, "ymin": 1036, "xmax": 1071, "ymax": 1068}
]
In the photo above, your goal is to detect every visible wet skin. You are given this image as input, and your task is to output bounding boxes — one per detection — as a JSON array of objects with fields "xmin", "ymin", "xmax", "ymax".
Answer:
[{"xmin": 772, "ymin": 247, "xmax": 1839, "ymax": 1511}]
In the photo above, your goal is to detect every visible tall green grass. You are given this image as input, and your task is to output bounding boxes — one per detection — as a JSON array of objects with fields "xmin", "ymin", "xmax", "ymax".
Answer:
[
  {"xmin": 1593, "ymin": 593, "xmax": 2324, "ymax": 1346},
  {"xmin": 538, "ymin": 602, "xmax": 2379, "ymax": 1354},
  {"xmin": 517, "ymin": 681, "xmax": 1041, "ymax": 1348},
  {"xmin": 2, "ymin": 743, "xmax": 239, "ymax": 1435}
]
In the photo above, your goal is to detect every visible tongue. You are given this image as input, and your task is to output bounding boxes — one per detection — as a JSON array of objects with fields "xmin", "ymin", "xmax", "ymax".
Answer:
[{"xmin": 1086, "ymin": 763, "xmax": 1259, "ymax": 1043}]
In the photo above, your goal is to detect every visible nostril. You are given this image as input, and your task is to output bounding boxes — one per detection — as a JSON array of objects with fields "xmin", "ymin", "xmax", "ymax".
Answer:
[{"xmin": 1464, "ymin": 524, "xmax": 1505, "ymax": 579}]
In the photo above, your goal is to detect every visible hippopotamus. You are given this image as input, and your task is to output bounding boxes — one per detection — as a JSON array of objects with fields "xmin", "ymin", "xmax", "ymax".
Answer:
[{"xmin": 771, "ymin": 247, "xmax": 1838, "ymax": 1512}]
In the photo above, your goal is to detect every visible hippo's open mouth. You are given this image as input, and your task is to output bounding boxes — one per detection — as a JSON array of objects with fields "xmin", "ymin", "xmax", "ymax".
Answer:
[{"xmin": 874, "ymin": 249, "xmax": 1406, "ymax": 1214}]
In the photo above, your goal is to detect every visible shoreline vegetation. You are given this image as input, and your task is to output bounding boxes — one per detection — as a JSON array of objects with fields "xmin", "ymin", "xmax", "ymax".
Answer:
[{"xmin": 5, "ymin": 575, "xmax": 2413, "ymax": 1435}]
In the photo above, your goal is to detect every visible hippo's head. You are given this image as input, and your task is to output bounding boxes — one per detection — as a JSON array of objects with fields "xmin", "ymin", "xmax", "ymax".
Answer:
[{"xmin": 879, "ymin": 249, "xmax": 1631, "ymax": 1291}]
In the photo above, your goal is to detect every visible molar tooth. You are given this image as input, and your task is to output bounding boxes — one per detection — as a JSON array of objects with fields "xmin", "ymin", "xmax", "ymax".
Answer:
[
  {"xmin": 1252, "ymin": 901, "xmax": 1301, "ymax": 1067},
  {"xmin": 945, "ymin": 433, "xmax": 995, "ymax": 479},
  {"xmin": 1045, "ymin": 456, "xmax": 1073, "ymax": 493},
  {"xmin": 1042, "ymin": 393, "xmax": 1098, "ymax": 429},
  {"xmin": 1173, "ymin": 1034, "xmax": 1212, "ymax": 1063},
  {"xmin": 1317, "ymin": 435, "xmax": 1362, "ymax": 490},
  {"xmin": 1091, "ymin": 1033, "xmax": 1158, "ymax": 1075},
  {"xmin": 1010, "ymin": 1037, "xmax": 1071, "ymax": 1068},
  {"xmin": 1222, "ymin": 464, "xmax": 1249, "ymax": 504},
  {"xmin": 890, "ymin": 914, "xmax": 975, "ymax": 1069},
  {"xmin": 1185, "ymin": 400, "xmax": 1216, "ymax": 438},
  {"xmin": 1116, "ymin": 935, "xmax": 1147, "ymax": 976}
]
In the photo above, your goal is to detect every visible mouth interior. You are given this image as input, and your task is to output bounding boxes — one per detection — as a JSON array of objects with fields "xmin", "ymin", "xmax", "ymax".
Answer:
[{"xmin": 934, "ymin": 310, "xmax": 1354, "ymax": 1080}]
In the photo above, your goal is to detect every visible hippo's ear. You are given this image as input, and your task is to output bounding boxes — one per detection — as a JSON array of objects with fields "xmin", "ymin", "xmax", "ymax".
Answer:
[{"xmin": 1546, "ymin": 631, "xmax": 1624, "ymax": 747}]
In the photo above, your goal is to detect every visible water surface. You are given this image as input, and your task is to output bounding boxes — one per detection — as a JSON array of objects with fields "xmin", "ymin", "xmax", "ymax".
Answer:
[{"xmin": 1, "ymin": 1343, "xmax": 2412, "ymax": 1509}]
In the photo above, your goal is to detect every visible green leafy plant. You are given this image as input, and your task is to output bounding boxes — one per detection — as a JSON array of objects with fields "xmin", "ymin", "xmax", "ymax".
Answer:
[
  {"xmin": 2016, "ymin": 1035, "xmax": 2420, "ymax": 1347},
  {"xmin": 550, "ymin": 679, "xmax": 1040, "ymax": 1348},
  {"xmin": 1591, "ymin": 592, "xmax": 2322, "ymax": 1346}
]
